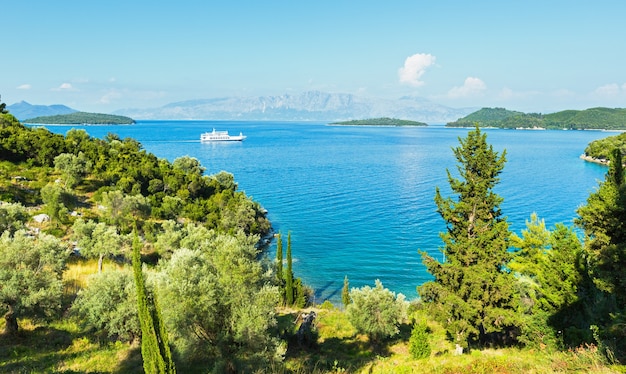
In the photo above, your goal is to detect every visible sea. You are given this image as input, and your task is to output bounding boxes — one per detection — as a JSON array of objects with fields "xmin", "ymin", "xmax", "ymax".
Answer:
[{"xmin": 40, "ymin": 121, "xmax": 611, "ymax": 304}]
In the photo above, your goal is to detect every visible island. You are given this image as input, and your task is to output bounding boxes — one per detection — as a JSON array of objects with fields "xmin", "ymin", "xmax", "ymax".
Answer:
[
  {"xmin": 330, "ymin": 117, "xmax": 427, "ymax": 126},
  {"xmin": 23, "ymin": 111, "xmax": 135, "ymax": 125},
  {"xmin": 447, "ymin": 107, "xmax": 626, "ymax": 130}
]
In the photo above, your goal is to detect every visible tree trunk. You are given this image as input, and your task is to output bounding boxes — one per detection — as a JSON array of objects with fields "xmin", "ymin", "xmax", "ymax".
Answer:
[
  {"xmin": 4, "ymin": 304, "xmax": 18, "ymax": 335},
  {"xmin": 98, "ymin": 254, "xmax": 104, "ymax": 272}
]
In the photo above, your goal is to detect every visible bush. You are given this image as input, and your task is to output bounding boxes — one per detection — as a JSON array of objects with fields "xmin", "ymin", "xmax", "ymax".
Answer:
[
  {"xmin": 346, "ymin": 279, "xmax": 408, "ymax": 343},
  {"xmin": 409, "ymin": 320, "xmax": 431, "ymax": 359}
]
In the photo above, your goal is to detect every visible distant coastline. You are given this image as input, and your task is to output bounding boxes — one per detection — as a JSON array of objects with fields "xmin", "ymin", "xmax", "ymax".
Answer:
[
  {"xmin": 329, "ymin": 117, "xmax": 427, "ymax": 127},
  {"xmin": 24, "ymin": 112, "xmax": 135, "ymax": 125}
]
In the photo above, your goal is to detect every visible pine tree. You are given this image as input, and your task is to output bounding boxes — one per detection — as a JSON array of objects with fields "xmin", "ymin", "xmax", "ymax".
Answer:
[
  {"xmin": 131, "ymin": 233, "xmax": 175, "ymax": 373},
  {"xmin": 342, "ymin": 275, "xmax": 351, "ymax": 308},
  {"xmin": 418, "ymin": 127, "xmax": 519, "ymax": 349},
  {"xmin": 285, "ymin": 231, "xmax": 294, "ymax": 306},
  {"xmin": 577, "ymin": 148, "xmax": 626, "ymax": 307}
]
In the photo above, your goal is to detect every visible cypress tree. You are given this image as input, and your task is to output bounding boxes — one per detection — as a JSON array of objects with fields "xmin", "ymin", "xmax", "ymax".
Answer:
[
  {"xmin": 276, "ymin": 233, "xmax": 284, "ymax": 304},
  {"xmin": 342, "ymin": 275, "xmax": 351, "ymax": 308},
  {"xmin": 285, "ymin": 231, "xmax": 294, "ymax": 306},
  {"xmin": 418, "ymin": 126, "xmax": 519, "ymax": 349},
  {"xmin": 132, "ymin": 232, "xmax": 175, "ymax": 373}
]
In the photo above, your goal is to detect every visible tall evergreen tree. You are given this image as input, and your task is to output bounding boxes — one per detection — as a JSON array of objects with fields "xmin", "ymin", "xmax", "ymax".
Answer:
[
  {"xmin": 275, "ymin": 233, "xmax": 284, "ymax": 304},
  {"xmin": 418, "ymin": 127, "xmax": 519, "ymax": 349},
  {"xmin": 131, "ymin": 233, "xmax": 175, "ymax": 373},
  {"xmin": 342, "ymin": 275, "xmax": 351, "ymax": 308},
  {"xmin": 577, "ymin": 148, "xmax": 626, "ymax": 306},
  {"xmin": 285, "ymin": 232, "xmax": 294, "ymax": 306}
]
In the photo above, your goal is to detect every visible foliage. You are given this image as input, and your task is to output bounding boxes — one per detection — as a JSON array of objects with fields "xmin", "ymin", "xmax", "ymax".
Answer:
[
  {"xmin": 342, "ymin": 275, "xmax": 351, "ymax": 308},
  {"xmin": 71, "ymin": 269, "xmax": 140, "ymax": 341},
  {"xmin": 0, "ymin": 201, "xmax": 29, "ymax": 234},
  {"xmin": 276, "ymin": 233, "xmax": 284, "ymax": 304},
  {"xmin": 24, "ymin": 111, "xmax": 135, "ymax": 125},
  {"xmin": 346, "ymin": 279, "xmax": 408, "ymax": 343},
  {"xmin": 154, "ymin": 234, "xmax": 281, "ymax": 372},
  {"xmin": 584, "ymin": 132, "xmax": 626, "ymax": 161},
  {"xmin": 0, "ymin": 118, "xmax": 270, "ymax": 238},
  {"xmin": 447, "ymin": 107, "xmax": 525, "ymax": 127},
  {"xmin": 54, "ymin": 152, "xmax": 91, "ymax": 189},
  {"xmin": 577, "ymin": 149, "xmax": 626, "ymax": 305},
  {"xmin": 419, "ymin": 127, "xmax": 520, "ymax": 349},
  {"xmin": 286, "ymin": 232, "xmax": 294, "ymax": 306},
  {"xmin": 409, "ymin": 320, "xmax": 431, "ymax": 359},
  {"xmin": 510, "ymin": 214, "xmax": 583, "ymax": 315},
  {"xmin": 132, "ymin": 234, "xmax": 175, "ymax": 374},
  {"xmin": 331, "ymin": 117, "xmax": 427, "ymax": 126},
  {"xmin": 71, "ymin": 218, "xmax": 130, "ymax": 272},
  {"xmin": 0, "ymin": 230, "xmax": 69, "ymax": 334},
  {"xmin": 40, "ymin": 182, "xmax": 70, "ymax": 226},
  {"xmin": 448, "ymin": 107, "xmax": 626, "ymax": 130}
]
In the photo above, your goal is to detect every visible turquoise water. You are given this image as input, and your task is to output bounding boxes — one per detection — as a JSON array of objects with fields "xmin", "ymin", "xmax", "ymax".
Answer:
[{"xmin": 44, "ymin": 121, "xmax": 610, "ymax": 303}]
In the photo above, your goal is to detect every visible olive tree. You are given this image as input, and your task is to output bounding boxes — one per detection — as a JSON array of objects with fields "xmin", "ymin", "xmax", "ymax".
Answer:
[
  {"xmin": 346, "ymin": 279, "xmax": 408, "ymax": 344},
  {"xmin": 0, "ymin": 230, "xmax": 69, "ymax": 334}
]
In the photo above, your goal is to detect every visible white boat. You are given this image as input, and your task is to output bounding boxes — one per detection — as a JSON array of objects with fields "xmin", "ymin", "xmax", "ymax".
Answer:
[{"xmin": 200, "ymin": 129, "xmax": 246, "ymax": 142}]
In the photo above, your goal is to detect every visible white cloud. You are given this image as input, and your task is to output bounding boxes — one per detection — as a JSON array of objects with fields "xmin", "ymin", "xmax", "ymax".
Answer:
[
  {"xmin": 59, "ymin": 83, "xmax": 73, "ymax": 90},
  {"xmin": 99, "ymin": 90, "xmax": 122, "ymax": 104},
  {"xmin": 398, "ymin": 53, "xmax": 436, "ymax": 87},
  {"xmin": 17, "ymin": 84, "xmax": 31, "ymax": 90},
  {"xmin": 447, "ymin": 77, "xmax": 486, "ymax": 98},
  {"xmin": 593, "ymin": 83, "xmax": 621, "ymax": 97}
]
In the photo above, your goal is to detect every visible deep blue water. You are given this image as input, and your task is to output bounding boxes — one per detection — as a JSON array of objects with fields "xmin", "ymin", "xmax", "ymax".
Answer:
[{"xmin": 42, "ymin": 121, "xmax": 610, "ymax": 303}]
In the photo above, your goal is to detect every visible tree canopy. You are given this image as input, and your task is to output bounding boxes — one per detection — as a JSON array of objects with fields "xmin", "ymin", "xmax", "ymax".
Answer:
[{"xmin": 419, "ymin": 127, "xmax": 519, "ymax": 348}]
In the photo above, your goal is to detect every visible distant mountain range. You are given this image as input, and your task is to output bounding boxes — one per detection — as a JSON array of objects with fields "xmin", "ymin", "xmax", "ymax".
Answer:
[
  {"xmin": 7, "ymin": 101, "xmax": 77, "ymax": 121},
  {"xmin": 6, "ymin": 92, "xmax": 476, "ymax": 123},
  {"xmin": 114, "ymin": 91, "xmax": 476, "ymax": 123}
]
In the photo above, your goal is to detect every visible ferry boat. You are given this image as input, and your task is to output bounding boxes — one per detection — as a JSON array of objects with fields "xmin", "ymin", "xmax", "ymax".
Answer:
[{"xmin": 200, "ymin": 129, "xmax": 246, "ymax": 142}]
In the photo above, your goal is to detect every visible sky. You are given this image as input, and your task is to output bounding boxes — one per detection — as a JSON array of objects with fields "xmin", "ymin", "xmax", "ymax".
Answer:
[{"xmin": 2, "ymin": 0, "xmax": 626, "ymax": 113}]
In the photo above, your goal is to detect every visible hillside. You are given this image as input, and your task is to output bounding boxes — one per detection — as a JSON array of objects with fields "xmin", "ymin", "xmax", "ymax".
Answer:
[
  {"xmin": 447, "ymin": 107, "xmax": 626, "ymax": 130},
  {"xmin": 329, "ymin": 117, "xmax": 427, "ymax": 126},
  {"xmin": 7, "ymin": 101, "xmax": 76, "ymax": 121},
  {"xmin": 24, "ymin": 112, "xmax": 135, "ymax": 125},
  {"xmin": 114, "ymin": 91, "xmax": 476, "ymax": 123}
]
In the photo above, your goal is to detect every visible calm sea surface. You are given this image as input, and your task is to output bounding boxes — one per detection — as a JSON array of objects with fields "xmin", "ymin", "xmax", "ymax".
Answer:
[{"xmin": 42, "ymin": 121, "xmax": 610, "ymax": 303}]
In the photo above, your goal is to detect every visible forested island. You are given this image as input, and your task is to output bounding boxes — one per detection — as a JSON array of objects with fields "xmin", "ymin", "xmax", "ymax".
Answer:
[
  {"xmin": 448, "ymin": 107, "xmax": 626, "ymax": 130},
  {"xmin": 2, "ymin": 96, "xmax": 626, "ymax": 373},
  {"xmin": 24, "ymin": 111, "xmax": 135, "ymax": 125},
  {"xmin": 330, "ymin": 117, "xmax": 428, "ymax": 126}
]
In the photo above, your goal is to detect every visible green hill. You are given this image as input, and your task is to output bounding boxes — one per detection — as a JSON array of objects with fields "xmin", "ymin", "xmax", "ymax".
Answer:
[
  {"xmin": 24, "ymin": 111, "xmax": 135, "ymax": 125},
  {"xmin": 330, "ymin": 117, "xmax": 427, "ymax": 126},
  {"xmin": 447, "ymin": 107, "xmax": 626, "ymax": 130},
  {"xmin": 446, "ymin": 108, "xmax": 525, "ymax": 127}
]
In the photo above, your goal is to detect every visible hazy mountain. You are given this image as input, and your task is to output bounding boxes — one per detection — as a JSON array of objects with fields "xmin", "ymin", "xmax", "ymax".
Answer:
[
  {"xmin": 115, "ymin": 91, "xmax": 476, "ymax": 123},
  {"xmin": 7, "ymin": 101, "xmax": 77, "ymax": 121}
]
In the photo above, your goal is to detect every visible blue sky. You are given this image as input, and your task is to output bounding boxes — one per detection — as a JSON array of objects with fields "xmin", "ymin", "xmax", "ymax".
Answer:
[{"xmin": 3, "ymin": 0, "xmax": 626, "ymax": 113}]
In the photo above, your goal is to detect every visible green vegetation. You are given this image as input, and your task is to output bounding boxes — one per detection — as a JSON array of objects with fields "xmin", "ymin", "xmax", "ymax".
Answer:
[
  {"xmin": 330, "ymin": 117, "xmax": 428, "ymax": 126},
  {"xmin": 2, "ymin": 98, "xmax": 626, "ymax": 372},
  {"xmin": 448, "ymin": 107, "xmax": 626, "ymax": 130},
  {"xmin": 584, "ymin": 131, "xmax": 626, "ymax": 161},
  {"xmin": 24, "ymin": 111, "xmax": 135, "ymax": 125},
  {"xmin": 419, "ymin": 127, "xmax": 519, "ymax": 349}
]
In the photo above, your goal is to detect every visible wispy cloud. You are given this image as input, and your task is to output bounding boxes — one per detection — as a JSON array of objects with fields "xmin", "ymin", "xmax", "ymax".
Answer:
[
  {"xmin": 398, "ymin": 53, "xmax": 436, "ymax": 87},
  {"xmin": 52, "ymin": 82, "xmax": 76, "ymax": 91},
  {"xmin": 447, "ymin": 77, "xmax": 486, "ymax": 98},
  {"xmin": 592, "ymin": 83, "xmax": 623, "ymax": 97},
  {"xmin": 17, "ymin": 84, "xmax": 31, "ymax": 90}
]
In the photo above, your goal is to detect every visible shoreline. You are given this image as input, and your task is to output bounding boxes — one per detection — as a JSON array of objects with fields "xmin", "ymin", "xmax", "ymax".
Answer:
[{"xmin": 580, "ymin": 154, "xmax": 609, "ymax": 166}]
